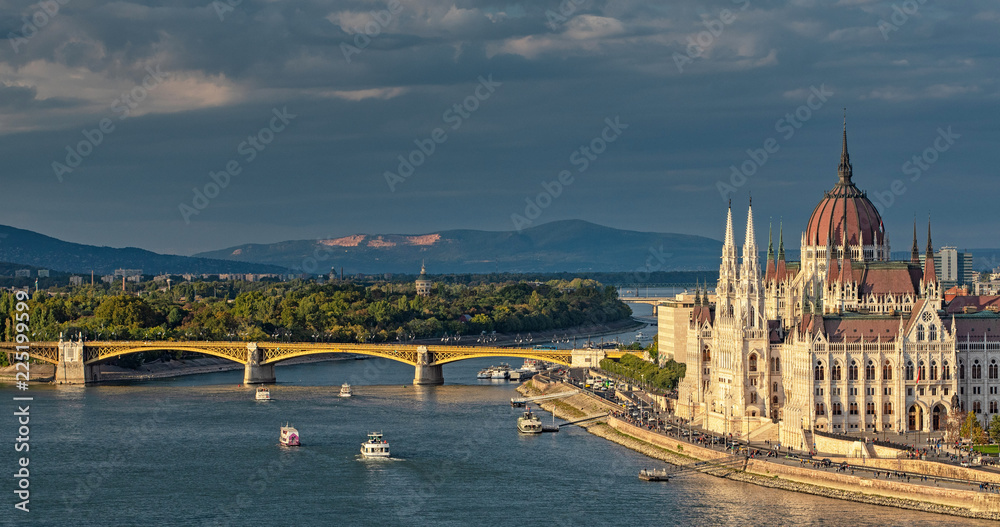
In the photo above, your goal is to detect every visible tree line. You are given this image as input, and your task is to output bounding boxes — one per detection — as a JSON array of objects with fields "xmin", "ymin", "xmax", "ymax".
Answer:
[
  {"xmin": 599, "ymin": 353, "xmax": 686, "ymax": 392},
  {"xmin": 0, "ymin": 278, "xmax": 631, "ymax": 366}
]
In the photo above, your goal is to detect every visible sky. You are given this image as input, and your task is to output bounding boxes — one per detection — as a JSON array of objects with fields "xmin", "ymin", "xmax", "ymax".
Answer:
[{"xmin": 0, "ymin": 0, "xmax": 997, "ymax": 256}]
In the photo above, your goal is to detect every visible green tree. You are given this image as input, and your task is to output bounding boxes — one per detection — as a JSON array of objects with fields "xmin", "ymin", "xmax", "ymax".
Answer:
[
  {"xmin": 962, "ymin": 411, "xmax": 978, "ymax": 439},
  {"xmin": 989, "ymin": 415, "xmax": 1000, "ymax": 444}
]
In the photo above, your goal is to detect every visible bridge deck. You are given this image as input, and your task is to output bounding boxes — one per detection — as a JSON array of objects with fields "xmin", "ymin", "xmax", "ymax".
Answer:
[{"xmin": 0, "ymin": 341, "xmax": 633, "ymax": 367}]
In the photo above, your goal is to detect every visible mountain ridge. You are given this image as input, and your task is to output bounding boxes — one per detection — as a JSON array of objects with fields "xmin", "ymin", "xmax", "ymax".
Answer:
[
  {"xmin": 0, "ymin": 224, "xmax": 290, "ymax": 276},
  {"xmin": 193, "ymin": 219, "xmax": 724, "ymax": 274}
]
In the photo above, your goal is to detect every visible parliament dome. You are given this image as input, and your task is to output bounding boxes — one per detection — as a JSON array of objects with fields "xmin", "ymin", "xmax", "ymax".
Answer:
[{"xmin": 804, "ymin": 125, "xmax": 885, "ymax": 248}]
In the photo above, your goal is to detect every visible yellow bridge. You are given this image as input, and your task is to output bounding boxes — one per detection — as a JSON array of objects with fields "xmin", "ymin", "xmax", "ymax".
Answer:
[{"xmin": 0, "ymin": 340, "xmax": 631, "ymax": 385}]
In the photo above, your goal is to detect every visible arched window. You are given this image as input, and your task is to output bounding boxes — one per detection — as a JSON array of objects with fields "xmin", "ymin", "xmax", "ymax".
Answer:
[
  {"xmin": 849, "ymin": 360, "xmax": 859, "ymax": 381},
  {"xmin": 772, "ymin": 395, "xmax": 779, "ymax": 405},
  {"xmin": 883, "ymin": 402, "xmax": 893, "ymax": 415},
  {"xmin": 991, "ymin": 401, "xmax": 998, "ymax": 414},
  {"xmin": 749, "ymin": 354, "xmax": 758, "ymax": 372},
  {"xmin": 815, "ymin": 361, "xmax": 825, "ymax": 381},
  {"xmin": 960, "ymin": 361, "xmax": 965, "ymax": 380},
  {"xmin": 832, "ymin": 402, "xmax": 842, "ymax": 415},
  {"xmin": 916, "ymin": 324, "xmax": 925, "ymax": 341},
  {"xmin": 702, "ymin": 346, "xmax": 710, "ymax": 362},
  {"xmin": 918, "ymin": 361, "xmax": 926, "ymax": 381},
  {"xmin": 883, "ymin": 360, "xmax": 893, "ymax": 380},
  {"xmin": 944, "ymin": 361, "xmax": 951, "ymax": 380},
  {"xmin": 749, "ymin": 306, "xmax": 755, "ymax": 327},
  {"xmin": 816, "ymin": 403, "xmax": 825, "ymax": 416},
  {"xmin": 774, "ymin": 357, "xmax": 781, "ymax": 372},
  {"xmin": 866, "ymin": 360, "xmax": 875, "ymax": 380},
  {"xmin": 832, "ymin": 361, "xmax": 842, "ymax": 381},
  {"xmin": 905, "ymin": 361, "xmax": 914, "ymax": 381},
  {"xmin": 849, "ymin": 402, "xmax": 858, "ymax": 415},
  {"xmin": 866, "ymin": 402, "xmax": 875, "ymax": 415},
  {"xmin": 929, "ymin": 324, "xmax": 937, "ymax": 341},
  {"xmin": 974, "ymin": 360, "xmax": 982, "ymax": 380},
  {"xmin": 930, "ymin": 361, "xmax": 938, "ymax": 380},
  {"xmin": 728, "ymin": 305, "xmax": 734, "ymax": 317},
  {"xmin": 991, "ymin": 360, "xmax": 998, "ymax": 380},
  {"xmin": 750, "ymin": 393, "xmax": 757, "ymax": 404},
  {"xmin": 974, "ymin": 400, "xmax": 982, "ymax": 414}
]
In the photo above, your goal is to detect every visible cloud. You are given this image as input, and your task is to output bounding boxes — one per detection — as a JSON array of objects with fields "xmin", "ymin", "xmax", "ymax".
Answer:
[
  {"xmin": 564, "ymin": 15, "xmax": 625, "ymax": 40},
  {"xmin": 325, "ymin": 87, "xmax": 409, "ymax": 101},
  {"xmin": 0, "ymin": 0, "xmax": 998, "ymax": 254}
]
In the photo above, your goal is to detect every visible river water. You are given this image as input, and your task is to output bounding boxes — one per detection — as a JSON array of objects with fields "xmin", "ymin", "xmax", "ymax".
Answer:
[{"xmin": 2, "ymin": 358, "xmax": 988, "ymax": 526}]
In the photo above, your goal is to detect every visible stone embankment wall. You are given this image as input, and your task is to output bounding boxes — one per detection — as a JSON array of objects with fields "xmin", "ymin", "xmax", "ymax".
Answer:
[
  {"xmin": 520, "ymin": 378, "xmax": 1000, "ymax": 521},
  {"xmin": 812, "ymin": 434, "xmax": 903, "ymax": 459},
  {"xmin": 825, "ymin": 456, "xmax": 1000, "ymax": 484}
]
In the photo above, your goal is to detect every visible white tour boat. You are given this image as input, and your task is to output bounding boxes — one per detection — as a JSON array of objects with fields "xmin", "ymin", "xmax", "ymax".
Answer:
[
  {"xmin": 279, "ymin": 424, "xmax": 300, "ymax": 446},
  {"xmin": 360, "ymin": 431, "xmax": 390, "ymax": 458},
  {"xmin": 339, "ymin": 383, "xmax": 353, "ymax": 398},
  {"xmin": 255, "ymin": 387, "xmax": 271, "ymax": 401},
  {"xmin": 491, "ymin": 363, "xmax": 511, "ymax": 380},
  {"xmin": 517, "ymin": 408, "xmax": 543, "ymax": 434}
]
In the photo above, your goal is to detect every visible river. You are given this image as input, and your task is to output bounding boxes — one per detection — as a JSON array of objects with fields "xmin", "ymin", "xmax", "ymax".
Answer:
[{"xmin": 1, "ymin": 357, "xmax": 987, "ymax": 526}]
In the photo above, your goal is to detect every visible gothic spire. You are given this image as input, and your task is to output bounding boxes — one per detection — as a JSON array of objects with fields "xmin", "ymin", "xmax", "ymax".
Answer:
[
  {"xmin": 767, "ymin": 222, "xmax": 774, "ymax": 261},
  {"xmin": 838, "ymin": 110, "xmax": 853, "ymax": 186},
  {"xmin": 926, "ymin": 216, "xmax": 934, "ymax": 256},
  {"xmin": 924, "ymin": 216, "xmax": 937, "ymax": 284},
  {"xmin": 777, "ymin": 222, "xmax": 785, "ymax": 261},
  {"xmin": 743, "ymin": 199, "xmax": 757, "ymax": 253},
  {"xmin": 911, "ymin": 218, "xmax": 920, "ymax": 264},
  {"xmin": 724, "ymin": 200, "xmax": 735, "ymax": 249}
]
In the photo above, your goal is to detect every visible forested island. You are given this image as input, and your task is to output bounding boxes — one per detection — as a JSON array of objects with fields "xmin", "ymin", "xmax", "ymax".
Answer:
[{"xmin": 0, "ymin": 278, "xmax": 632, "ymax": 366}]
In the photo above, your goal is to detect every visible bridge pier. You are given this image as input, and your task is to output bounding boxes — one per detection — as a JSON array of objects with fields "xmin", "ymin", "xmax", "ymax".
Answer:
[
  {"xmin": 413, "ymin": 364, "xmax": 443, "ymax": 385},
  {"xmin": 413, "ymin": 345, "xmax": 444, "ymax": 385},
  {"xmin": 571, "ymin": 348, "xmax": 607, "ymax": 368},
  {"xmin": 56, "ymin": 338, "xmax": 99, "ymax": 384},
  {"xmin": 244, "ymin": 343, "xmax": 276, "ymax": 384}
]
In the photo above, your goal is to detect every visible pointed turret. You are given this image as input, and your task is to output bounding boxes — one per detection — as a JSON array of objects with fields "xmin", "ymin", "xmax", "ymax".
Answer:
[
  {"xmin": 724, "ymin": 199, "xmax": 735, "ymax": 248},
  {"xmin": 694, "ymin": 279, "xmax": 701, "ymax": 306},
  {"xmin": 923, "ymin": 218, "xmax": 937, "ymax": 284},
  {"xmin": 741, "ymin": 199, "xmax": 759, "ymax": 279},
  {"xmin": 718, "ymin": 201, "xmax": 739, "ymax": 313},
  {"xmin": 911, "ymin": 219, "xmax": 920, "ymax": 264},
  {"xmin": 777, "ymin": 223, "xmax": 785, "ymax": 261},
  {"xmin": 838, "ymin": 111, "xmax": 853, "ymax": 185},
  {"xmin": 766, "ymin": 223, "xmax": 776, "ymax": 281}
]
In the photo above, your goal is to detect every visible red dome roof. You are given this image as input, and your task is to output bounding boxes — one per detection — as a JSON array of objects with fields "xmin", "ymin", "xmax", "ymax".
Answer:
[
  {"xmin": 804, "ymin": 125, "xmax": 885, "ymax": 247},
  {"xmin": 805, "ymin": 188, "xmax": 884, "ymax": 246}
]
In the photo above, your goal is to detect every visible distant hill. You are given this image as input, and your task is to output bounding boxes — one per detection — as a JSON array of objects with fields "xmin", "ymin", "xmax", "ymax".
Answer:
[
  {"xmin": 0, "ymin": 225, "xmax": 290, "ymax": 275},
  {"xmin": 194, "ymin": 220, "xmax": 723, "ymax": 274}
]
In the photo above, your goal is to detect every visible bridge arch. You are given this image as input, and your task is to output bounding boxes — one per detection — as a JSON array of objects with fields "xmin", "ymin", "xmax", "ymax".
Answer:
[{"xmin": 84, "ymin": 345, "xmax": 248, "ymax": 365}]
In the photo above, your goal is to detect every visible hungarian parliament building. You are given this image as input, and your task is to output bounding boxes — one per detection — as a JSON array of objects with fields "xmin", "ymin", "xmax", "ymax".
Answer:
[{"xmin": 669, "ymin": 126, "xmax": 998, "ymax": 450}]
